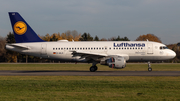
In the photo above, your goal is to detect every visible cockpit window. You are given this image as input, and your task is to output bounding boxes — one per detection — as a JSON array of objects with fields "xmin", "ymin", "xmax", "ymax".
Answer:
[{"xmin": 160, "ymin": 46, "xmax": 168, "ymax": 50}]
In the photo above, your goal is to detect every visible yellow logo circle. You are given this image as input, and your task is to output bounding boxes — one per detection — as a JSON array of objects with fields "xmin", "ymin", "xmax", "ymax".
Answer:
[{"xmin": 14, "ymin": 21, "xmax": 27, "ymax": 35}]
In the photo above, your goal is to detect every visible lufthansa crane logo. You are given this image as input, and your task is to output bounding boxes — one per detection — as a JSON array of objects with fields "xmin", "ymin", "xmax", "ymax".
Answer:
[{"xmin": 14, "ymin": 21, "xmax": 27, "ymax": 35}]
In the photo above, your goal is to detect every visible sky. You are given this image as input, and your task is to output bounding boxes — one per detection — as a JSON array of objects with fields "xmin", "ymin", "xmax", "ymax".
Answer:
[{"xmin": 0, "ymin": 0, "xmax": 180, "ymax": 44}]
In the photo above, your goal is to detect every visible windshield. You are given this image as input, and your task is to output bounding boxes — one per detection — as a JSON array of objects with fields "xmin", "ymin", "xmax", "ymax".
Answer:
[{"xmin": 160, "ymin": 46, "xmax": 168, "ymax": 50}]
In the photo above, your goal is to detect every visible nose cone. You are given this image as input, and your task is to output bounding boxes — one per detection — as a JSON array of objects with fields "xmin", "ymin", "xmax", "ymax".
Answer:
[
  {"xmin": 172, "ymin": 51, "xmax": 176, "ymax": 58},
  {"xmin": 169, "ymin": 50, "xmax": 176, "ymax": 59}
]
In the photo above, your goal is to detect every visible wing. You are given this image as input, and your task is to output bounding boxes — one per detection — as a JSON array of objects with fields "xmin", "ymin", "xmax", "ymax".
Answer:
[{"xmin": 71, "ymin": 50, "xmax": 108, "ymax": 61}]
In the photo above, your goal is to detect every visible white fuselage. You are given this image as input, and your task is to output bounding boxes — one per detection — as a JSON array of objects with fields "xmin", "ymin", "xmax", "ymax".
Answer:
[{"xmin": 6, "ymin": 41, "xmax": 176, "ymax": 62}]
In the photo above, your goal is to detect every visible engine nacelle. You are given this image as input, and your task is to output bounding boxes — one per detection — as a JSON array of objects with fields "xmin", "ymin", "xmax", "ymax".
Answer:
[{"xmin": 106, "ymin": 56, "xmax": 126, "ymax": 69}]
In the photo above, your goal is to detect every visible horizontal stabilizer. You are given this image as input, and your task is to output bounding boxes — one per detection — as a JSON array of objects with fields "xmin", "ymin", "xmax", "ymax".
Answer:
[{"xmin": 6, "ymin": 44, "xmax": 30, "ymax": 50}]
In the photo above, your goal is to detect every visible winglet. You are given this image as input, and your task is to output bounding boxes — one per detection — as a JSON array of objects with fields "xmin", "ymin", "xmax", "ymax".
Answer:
[{"xmin": 9, "ymin": 12, "xmax": 45, "ymax": 43}]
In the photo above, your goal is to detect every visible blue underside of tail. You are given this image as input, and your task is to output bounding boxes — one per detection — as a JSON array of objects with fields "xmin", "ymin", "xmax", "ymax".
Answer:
[{"xmin": 9, "ymin": 12, "xmax": 45, "ymax": 43}]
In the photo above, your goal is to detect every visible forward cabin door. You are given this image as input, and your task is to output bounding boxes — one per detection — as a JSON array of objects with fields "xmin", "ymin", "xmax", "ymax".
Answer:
[{"xmin": 147, "ymin": 43, "xmax": 153, "ymax": 54}]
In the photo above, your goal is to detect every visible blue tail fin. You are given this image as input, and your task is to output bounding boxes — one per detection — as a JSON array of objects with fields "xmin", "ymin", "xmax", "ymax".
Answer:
[{"xmin": 9, "ymin": 12, "xmax": 45, "ymax": 43}]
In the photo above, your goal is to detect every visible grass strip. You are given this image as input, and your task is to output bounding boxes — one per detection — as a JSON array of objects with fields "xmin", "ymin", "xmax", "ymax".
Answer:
[{"xmin": 0, "ymin": 76, "xmax": 180, "ymax": 101}]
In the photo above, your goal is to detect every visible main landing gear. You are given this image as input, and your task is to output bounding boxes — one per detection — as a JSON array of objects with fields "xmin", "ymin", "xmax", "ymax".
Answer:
[
  {"xmin": 90, "ymin": 66, "xmax": 98, "ymax": 72},
  {"xmin": 148, "ymin": 61, "xmax": 152, "ymax": 72},
  {"xmin": 90, "ymin": 61, "xmax": 98, "ymax": 72}
]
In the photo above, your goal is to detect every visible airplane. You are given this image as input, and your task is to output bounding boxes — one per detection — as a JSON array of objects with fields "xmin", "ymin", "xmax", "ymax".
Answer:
[{"xmin": 6, "ymin": 12, "xmax": 176, "ymax": 72}]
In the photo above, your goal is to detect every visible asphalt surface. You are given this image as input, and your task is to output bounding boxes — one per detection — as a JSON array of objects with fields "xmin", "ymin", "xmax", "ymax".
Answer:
[{"xmin": 0, "ymin": 70, "xmax": 180, "ymax": 76}]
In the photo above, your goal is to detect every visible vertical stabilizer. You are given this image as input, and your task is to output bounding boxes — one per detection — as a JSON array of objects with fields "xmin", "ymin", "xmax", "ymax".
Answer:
[{"xmin": 9, "ymin": 12, "xmax": 45, "ymax": 43}]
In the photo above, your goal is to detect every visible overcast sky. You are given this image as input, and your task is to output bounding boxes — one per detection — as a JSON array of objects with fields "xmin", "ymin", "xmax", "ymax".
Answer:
[{"xmin": 0, "ymin": 0, "xmax": 180, "ymax": 44}]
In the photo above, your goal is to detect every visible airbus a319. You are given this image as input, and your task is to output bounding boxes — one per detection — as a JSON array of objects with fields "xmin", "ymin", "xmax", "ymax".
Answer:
[{"xmin": 6, "ymin": 12, "xmax": 176, "ymax": 72}]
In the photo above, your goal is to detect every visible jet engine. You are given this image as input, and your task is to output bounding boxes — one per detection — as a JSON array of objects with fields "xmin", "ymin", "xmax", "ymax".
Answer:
[{"xmin": 100, "ymin": 56, "xmax": 126, "ymax": 69}]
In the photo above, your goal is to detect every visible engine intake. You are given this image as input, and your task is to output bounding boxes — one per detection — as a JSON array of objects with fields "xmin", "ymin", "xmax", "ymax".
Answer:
[{"xmin": 106, "ymin": 56, "xmax": 126, "ymax": 69}]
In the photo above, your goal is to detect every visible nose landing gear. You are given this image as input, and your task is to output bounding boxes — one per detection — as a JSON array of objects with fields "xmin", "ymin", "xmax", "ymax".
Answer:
[{"xmin": 148, "ymin": 61, "xmax": 152, "ymax": 72}]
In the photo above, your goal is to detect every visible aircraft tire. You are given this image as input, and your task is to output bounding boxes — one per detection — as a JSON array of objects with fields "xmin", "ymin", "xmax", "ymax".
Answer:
[
  {"xmin": 148, "ymin": 67, "xmax": 152, "ymax": 72},
  {"xmin": 95, "ymin": 66, "xmax": 98, "ymax": 71},
  {"xmin": 90, "ymin": 66, "xmax": 97, "ymax": 72}
]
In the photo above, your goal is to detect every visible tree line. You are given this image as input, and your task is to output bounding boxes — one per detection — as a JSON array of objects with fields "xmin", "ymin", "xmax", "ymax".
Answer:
[
  {"xmin": 0, "ymin": 31, "xmax": 179, "ymax": 63},
  {"xmin": 39, "ymin": 30, "xmax": 130, "ymax": 42}
]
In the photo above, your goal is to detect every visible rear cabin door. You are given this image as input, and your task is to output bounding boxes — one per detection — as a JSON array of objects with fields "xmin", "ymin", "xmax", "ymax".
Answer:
[{"xmin": 41, "ymin": 44, "xmax": 47, "ymax": 55}]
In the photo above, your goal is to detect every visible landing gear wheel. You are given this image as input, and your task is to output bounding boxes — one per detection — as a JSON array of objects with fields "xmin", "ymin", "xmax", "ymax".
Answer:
[
  {"xmin": 148, "ymin": 67, "xmax": 152, "ymax": 72},
  {"xmin": 147, "ymin": 61, "xmax": 152, "ymax": 72},
  {"xmin": 95, "ymin": 66, "xmax": 98, "ymax": 71},
  {"xmin": 90, "ymin": 66, "xmax": 97, "ymax": 72}
]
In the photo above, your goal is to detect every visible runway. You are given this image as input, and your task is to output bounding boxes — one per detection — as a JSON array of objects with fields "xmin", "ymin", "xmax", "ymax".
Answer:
[{"xmin": 0, "ymin": 70, "xmax": 180, "ymax": 76}]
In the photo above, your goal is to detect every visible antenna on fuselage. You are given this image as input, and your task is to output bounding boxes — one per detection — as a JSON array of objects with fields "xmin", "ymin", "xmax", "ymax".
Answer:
[{"xmin": 146, "ymin": 39, "xmax": 149, "ymax": 41}]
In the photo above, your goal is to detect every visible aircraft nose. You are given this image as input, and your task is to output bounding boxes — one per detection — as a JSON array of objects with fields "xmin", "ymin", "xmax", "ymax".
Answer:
[{"xmin": 169, "ymin": 50, "xmax": 176, "ymax": 59}]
